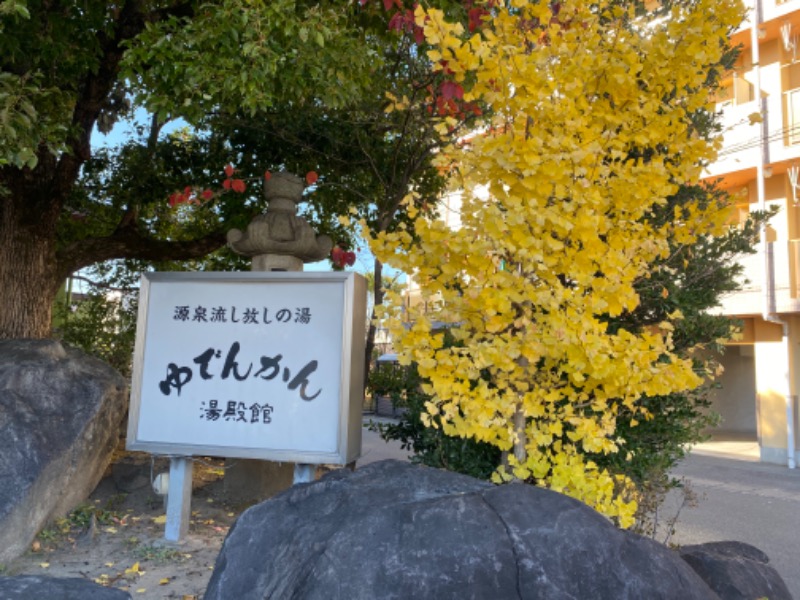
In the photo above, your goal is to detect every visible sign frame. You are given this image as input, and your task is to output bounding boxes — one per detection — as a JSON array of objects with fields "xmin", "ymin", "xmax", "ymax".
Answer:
[{"xmin": 127, "ymin": 271, "xmax": 366, "ymax": 465}]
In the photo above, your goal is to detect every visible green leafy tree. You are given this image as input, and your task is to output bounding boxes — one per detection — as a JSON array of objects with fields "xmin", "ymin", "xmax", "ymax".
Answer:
[
  {"xmin": 206, "ymin": 18, "xmax": 483, "ymax": 378},
  {"xmin": 53, "ymin": 271, "xmax": 139, "ymax": 378},
  {"xmin": 0, "ymin": 0, "xmax": 375, "ymax": 339}
]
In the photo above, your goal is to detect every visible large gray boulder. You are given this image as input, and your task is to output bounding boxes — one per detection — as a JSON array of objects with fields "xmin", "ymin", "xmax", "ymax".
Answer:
[
  {"xmin": 0, "ymin": 575, "xmax": 131, "ymax": 599},
  {"xmin": 680, "ymin": 541, "xmax": 792, "ymax": 600},
  {"xmin": 0, "ymin": 339, "xmax": 128, "ymax": 564},
  {"xmin": 206, "ymin": 460, "xmax": 721, "ymax": 600}
]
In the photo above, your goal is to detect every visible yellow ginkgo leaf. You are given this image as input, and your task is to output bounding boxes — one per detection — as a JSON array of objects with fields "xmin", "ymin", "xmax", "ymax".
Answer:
[{"xmin": 366, "ymin": 0, "xmax": 740, "ymax": 532}]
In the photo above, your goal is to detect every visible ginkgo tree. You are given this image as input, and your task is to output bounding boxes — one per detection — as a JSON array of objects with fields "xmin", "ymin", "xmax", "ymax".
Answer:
[{"xmin": 367, "ymin": 0, "xmax": 744, "ymax": 526}]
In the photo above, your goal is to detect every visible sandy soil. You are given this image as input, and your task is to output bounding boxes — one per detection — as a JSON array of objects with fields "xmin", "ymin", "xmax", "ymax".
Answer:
[
  {"xmin": 4, "ymin": 420, "xmax": 410, "ymax": 600},
  {"xmin": 6, "ymin": 453, "xmax": 241, "ymax": 600}
]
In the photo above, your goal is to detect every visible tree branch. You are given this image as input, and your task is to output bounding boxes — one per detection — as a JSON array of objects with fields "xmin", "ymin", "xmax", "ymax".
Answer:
[
  {"xmin": 68, "ymin": 274, "xmax": 138, "ymax": 294},
  {"xmin": 56, "ymin": 227, "xmax": 227, "ymax": 282},
  {"xmin": 55, "ymin": 1, "xmax": 194, "ymax": 198}
]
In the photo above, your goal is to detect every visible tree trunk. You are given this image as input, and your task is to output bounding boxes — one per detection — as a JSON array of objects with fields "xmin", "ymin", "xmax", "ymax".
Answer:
[
  {"xmin": 364, "ymin": 257, "xmax": 384, "ymax": 388},
  {"xmin": 0, "ymin": 199, "xmax": 62, "ymax": 339}
]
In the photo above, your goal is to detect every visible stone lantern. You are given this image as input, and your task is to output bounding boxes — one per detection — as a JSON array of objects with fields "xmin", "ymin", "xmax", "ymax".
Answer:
[
  {"xmin": 227, "ymin": 171, "xmax": 332, "ymax": 272},
  {"xmin": 224, "ymin": 171, "xmax": 333, "ymax": 501}
]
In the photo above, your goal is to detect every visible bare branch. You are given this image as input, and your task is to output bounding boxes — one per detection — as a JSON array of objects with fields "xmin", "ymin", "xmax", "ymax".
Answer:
[{"xmin": 68, "ymin": 274, "xmax": 138, "ymax": 294}]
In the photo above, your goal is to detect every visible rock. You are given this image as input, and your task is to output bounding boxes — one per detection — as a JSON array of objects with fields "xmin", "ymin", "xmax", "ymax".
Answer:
[
  {"xmin": 0, "ymin": 575, "xmax": 131, "ymax": 599},
  {"xmin": 680, "ymin": 541, "xmax": 793, "ymax": 600},
  {"xmin": 206, "ymin": 460, "xmax": 719, "ymax": 600},
  {"xmin": 0, "ymin": 340, "xmax": 128, "ymax": 564},
  {"xmin": 110, "ymin": 455, "xmax": 155, "ymax": 493}
]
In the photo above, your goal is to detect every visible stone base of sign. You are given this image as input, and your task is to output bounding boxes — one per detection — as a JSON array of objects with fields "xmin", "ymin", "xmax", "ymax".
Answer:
[{"xmin": 223, "ymin": 459, "xmax": 295, "ymax": 505}]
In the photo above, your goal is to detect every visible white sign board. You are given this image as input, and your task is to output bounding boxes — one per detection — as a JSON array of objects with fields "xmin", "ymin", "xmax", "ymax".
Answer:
[{"xmin": 127, "ymin": 271, "xmax": 366, "ymax": 465}]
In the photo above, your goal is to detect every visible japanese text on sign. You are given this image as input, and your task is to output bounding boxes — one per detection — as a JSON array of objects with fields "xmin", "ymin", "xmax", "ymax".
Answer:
[
  {"xmin": 159, "ymin": 341, "xmax": 321, "ymax": 401},
  {"xmin": 173, "ymin": 305, "xmax": 312, "ymax": 325},
  {"xmin": 128, "ymin": 272, "xmax": 365, "ymax": 464}
]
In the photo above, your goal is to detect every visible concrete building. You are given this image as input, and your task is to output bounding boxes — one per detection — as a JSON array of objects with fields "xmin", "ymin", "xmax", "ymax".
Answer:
[{"xmin": 706, "ymin": 0, "xmax": 800, "ymax": 467}]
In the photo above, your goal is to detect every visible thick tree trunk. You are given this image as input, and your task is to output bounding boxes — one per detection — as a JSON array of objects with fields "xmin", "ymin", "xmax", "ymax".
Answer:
[{"xmin": 0, "ymin": 200, "xmax": 62, "ymax": 339}]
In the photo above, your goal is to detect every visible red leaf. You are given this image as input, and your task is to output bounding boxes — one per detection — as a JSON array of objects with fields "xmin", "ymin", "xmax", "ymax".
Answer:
[
  {"xmin": 413, "ymin": 24, "xmax": 425, "ymax": 45},
  {"xmin": 440, "ymin": 81, "xmax": 464, "ymax": 100},
  {"xmin": 224, "ymin": 164, "xmax": 235, "ymax": 177},
  {"xmin": 231, "ymin": 179, "xmax": 246, "ymax": 193},
  {"xmin": 183, "ymin": 186, "xmax": 192, "ymax": 195},
  {"xmin": 382, "ymin": 0, "xmax": 398, "ymax": 10},
  {"xmin": 223, "ymin": 178, "xmax": 232, "ymax": 190},
  {"xmin": 201, "ymin": 189, "xmax": 214, "ymax": 201},
  {"xmin": 331, "ymin": 246, "xmax": 345, "ymax": 268},
  {"xmin": 388, "ymin": 12, "xmax": 405, "ymax": 31},
  {"xmin": 468, "ymin": 8, "xmax": 488, "ymax": 32},
  {"xmin": 305, "ymin": 171, "xmax": 319, "ymax": 185},
  {"xmin": 264, "ymin": 170, "xmax": 272, "ymax": 181}
]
